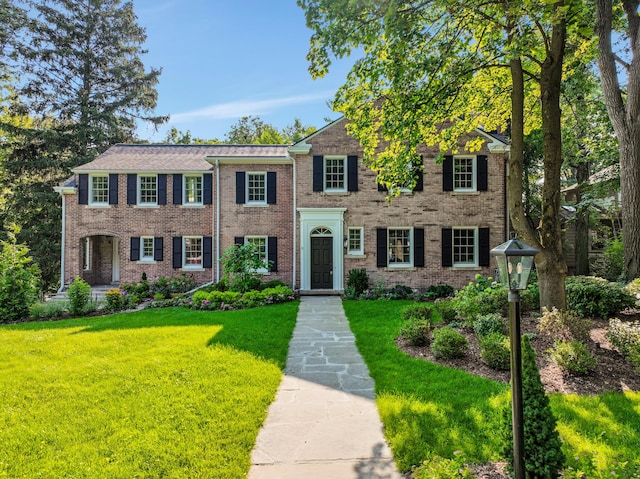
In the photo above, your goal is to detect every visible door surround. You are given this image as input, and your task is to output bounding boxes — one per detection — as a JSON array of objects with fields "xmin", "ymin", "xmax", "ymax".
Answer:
[{"xmin": 297, "ymin": 208, "xmax": 346, "ymax": 290}]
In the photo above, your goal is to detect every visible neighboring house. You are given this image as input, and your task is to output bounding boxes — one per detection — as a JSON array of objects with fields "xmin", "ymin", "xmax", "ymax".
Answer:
[{"xmin": 56, "ymin": 118, "xmax": 510, "ymax": 292}]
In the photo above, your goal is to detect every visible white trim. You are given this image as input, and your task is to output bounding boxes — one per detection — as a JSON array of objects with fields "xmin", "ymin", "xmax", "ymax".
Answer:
[
  {"xmin": 452, "ymin": 227, "xmax": 479, "ymax": 268},
  {"xmin": 297, "ymin": 208, "xmax": 346, "ymax": 290},
  {"xmin": 183, "ymin": 174, "xmax": 203, "ymax": 206},
  {"xmin": 387, "ymin": 227, "xmax": 414, "ymax": 268},
  {"xmin": 140, "ymin": 236, "xmax": 155, "ymax": 262},
  {"xmin": 453, "ymin": 156, "xmax": 477, "ymax": 192},
  {"xmin": 58, "ymin": 194, "xmax": 66, "ymax": 292},
  {"xmin": 89, "ymin": 174, "xmax": 109, "ymax": 206},
  {"xmin": 323, "ymin": 155, "xmax": 347, "ymax": 193},
  {"xmin": 347, "ymin": 227, "xmax": 364, "ymax": 256},
  {"xmin": 82, "ymin": 237, "xmax": 91, "ymax": 271},
  {"xmin": 205, "ymin": 157, "xmax": 291, "ymax": 165},
  {"xmin": 245, "ymin": 171, "xmax": 267, "ymax": 205},
  {"xmin": 138, "ymin": 174, "xmax": 158, "ymax": 206},
  {"xmin": 183, "ymin": 235, "xmax": 203, "ymax": 269}
]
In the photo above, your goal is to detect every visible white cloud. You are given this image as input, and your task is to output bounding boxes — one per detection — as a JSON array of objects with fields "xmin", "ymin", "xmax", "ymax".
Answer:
[{"xmin": 170, "ymin": 92, "xmax": 334, "ymax": 123}]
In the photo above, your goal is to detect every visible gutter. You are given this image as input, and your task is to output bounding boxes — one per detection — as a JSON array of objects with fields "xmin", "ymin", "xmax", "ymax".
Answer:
[{"xmin": 215, "ymin": 158, "xmax": 221, "ymax": 282}]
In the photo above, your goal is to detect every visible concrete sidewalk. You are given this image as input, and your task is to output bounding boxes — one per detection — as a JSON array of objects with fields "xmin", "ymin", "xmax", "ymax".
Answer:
[{"xmin": 249, "ymin": 296, "xmax": 401, "ymax": 479}]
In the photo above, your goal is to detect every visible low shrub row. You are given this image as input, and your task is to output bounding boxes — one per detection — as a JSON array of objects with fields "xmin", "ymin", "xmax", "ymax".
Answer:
[
  {"xmin": 190, "ymin": 285, "xmax": 296, "ymax": 311},
  {"xmin": 607, "ymin": 318, "xmax": 640, "ymax": 370}
]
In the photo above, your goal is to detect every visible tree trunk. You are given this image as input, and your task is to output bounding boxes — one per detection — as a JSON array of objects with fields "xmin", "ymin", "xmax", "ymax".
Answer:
[
  {"xmin": 575, "ymin": 161, "xmax": 590, "ymax": 275},
  {"xmin": 620, "ymin": 129, "xmax": 640, "ymax": 279}
]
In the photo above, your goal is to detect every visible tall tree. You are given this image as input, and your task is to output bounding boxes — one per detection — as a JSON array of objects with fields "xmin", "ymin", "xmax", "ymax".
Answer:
[
  {"xmin": 299, "ymin": 0, "xmax": 584, "ymax": 309},
  {"xmin": 223, "ymin": 115, "xmax": 316, "ymax": 144},
  {"xmin": 1, "ymin": 0, "xmax": 166, "ymax": 290},
  {"xmin": 595, "ymin": 0, "xmax": 640, "ymax": 280}
]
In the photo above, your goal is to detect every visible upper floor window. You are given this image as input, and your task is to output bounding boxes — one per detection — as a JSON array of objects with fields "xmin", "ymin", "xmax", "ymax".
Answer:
[
  {"xmin": 138, "ymin": 175, "xmax": 157, "ymax": 205},
  {"xmin": 247, "ymin": 173, "xmax": 266, "ymax": 204},
  {"xmin": 347, "ymin": 227, "xmax": 364, "ymax": 255},
  {"xmin": 90, "ymin": 175, "xmax": 109, "ymax": 205},
  {"xmin": 453, "ymin": 228, "xmax": 478, "ymax": 267},
  {"xmin": 184, "ymin": 175, "xmax": 203, "ymax": 205},
  {"xmin": 183, "ymin": 236, "xmax": 202, "ymax": 268},
  {"xmin": 324, "ymin": 156, "xmax": 346, "ymax": 192},
  {"xmin": 388, "ymin": 228, "xmax": 412, "ymax": 266},
  {"xmin": 454, "ymin": 157, "xmax": 476, "ymax": 191}
]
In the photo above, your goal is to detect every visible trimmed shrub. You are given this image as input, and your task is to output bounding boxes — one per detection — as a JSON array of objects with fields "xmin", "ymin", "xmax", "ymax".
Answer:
[
  {"xmin": 29, "ymin": 301, "xmax": 66, "ymax": 319},
  {"xmin": 480, "ymin": 333, "xmax": 510, "ymax": 370},
  {"xmin": 261, "ymin": 279, "xmax": 288, "ymax": 290},
  {"xmin": 260, "ymin": 286, "xmax": 295, "ymax": 304},
  {"xmin": 501, "ymin": 335, "xmax": 564, "ymax": 478},
  {"xmin": 566, "ymin": 276, "xmax": 635, "ymax": 318},
  {"xmin": 150, "ymin": 276, "xmax": 171, "ymax": 299},
  {"xmin": 537, "ymin": 307, "xmax": 592, "ymax": 343},
  {"xmin": 431, "ymin": 327, "xmax": 468, "ymax": 359},
  {"xmin": 607, "ymin": 318, "xmax": 640, "ymax": 369},
  {"xmin": 104, "ymin": 288, "xmax": 126, "ymax": 311},
  {"xmin": 402, "ymin": 304, "xmax": 435, "ymax": 322},
  {"xmin": 169, "ymin": 273, "xmax": 196, "ymax": 294},
  {"xmin": 625, "ymin": 278, "xmax": 640, "ymax": 306},
  {"xmin": 433, "ymin": 298, "xmax": 457, "ymax": 323},
  {"xmin": 451, "ymin": 275, "xmax": 508, "ymax": 323},
  {"xmin": 347, "ymin": 268, "xmax": 369, "ymax": 298},
  {"xmin": 548, "ymin": 340, "xmax": 597, "ymax": 375},
  {"xmin": 67, "ymin": 277, "xmax": 91, "ymax": 315},
  {"xmin": 399, "ymin": 317, "xmax": 431, "ymax": 346},
  {"xmin": 473, "ymin": 313, "xmax": 506, "ymax": 339}
]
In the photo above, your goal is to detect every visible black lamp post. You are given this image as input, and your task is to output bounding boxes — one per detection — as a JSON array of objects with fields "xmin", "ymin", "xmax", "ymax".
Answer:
[{"xmin": 490, "ymin": 237, "xmax": 539, "ymax": 479}]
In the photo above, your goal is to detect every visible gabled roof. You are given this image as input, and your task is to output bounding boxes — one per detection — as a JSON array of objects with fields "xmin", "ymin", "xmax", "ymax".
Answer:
[{"xmin": 73, "ymin": 144, "xmax": 292, "ymax": 173}]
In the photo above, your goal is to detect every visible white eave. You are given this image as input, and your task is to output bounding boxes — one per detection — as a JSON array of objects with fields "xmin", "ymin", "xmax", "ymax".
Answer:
[
  {"xmin": 206, "ymin": 156, "xmax": 292, "ymax": 165},
  {"xmin": 54, "ymin": 186, "xmax": 76, "ymax": 195}
]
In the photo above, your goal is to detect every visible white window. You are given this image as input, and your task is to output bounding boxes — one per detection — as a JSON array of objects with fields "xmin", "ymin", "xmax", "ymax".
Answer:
[
  {"xmin": 184, "ymin": 175, "xmax": 203, "ymax": 205},
  {"xmin": 388, "ymin": 228, "xmax": 412, "ymax": 267},
  {"xmin": 453, "ymin": 228, "xmax": 478, "ymax": 267},
  {"xmin": 324, "ymin": 156, "xmax": 346, "ymax": 192},
  {"xmin": 138, "ymin": 175, "xmax": 157, "ymax": 205},
  {"xmin": 246, "ymin": 173, "xmax": 266, "ymax": 204},
  {"xmin": 347, "ymin": 227, "xmax": 364, "ymax": 255},
  {"xmin": 454, "ymin": 157, "xmax": 476, "ymax": 192},
  {"xmin": 245, "ymin": 236, "xmax": 268, "ymax": 272},
  {"xmin": 90, "ymin": 175, "xmax": 109, "ymax": 205},
  {"xmin": 141, "ymin": 237, "xmax": 154, "ymax": 262},
  {"xmin": 183, "ymin": 236, "xmax": 202, "ymax": 268},
  {"xmin": 82, "ymin": 238, "xmax": 91, "ymax": 271}
]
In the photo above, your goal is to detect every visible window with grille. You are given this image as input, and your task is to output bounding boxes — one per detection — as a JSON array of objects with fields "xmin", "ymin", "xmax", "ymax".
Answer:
[
  {"xmin": 246, "ymin": 236, "xmax": 268, "ymax": 271},
  {"xmin": 324, "ymin": 157, "xmax": 346, "ymax": 191},
  {"xmin": 247, "ymin": 173, "xmax": 266, "ymax": 204},
  {"xmin": 184, "ymin": 175, "xmax": 202, "ymax": 204},
  {"xmin": 139, "ymin": 175, "xmax": 157, "ymax": 204},
  {"xmin": 348, "ymin": 227, "xmax": 363, "ymax": 255},
  {"xmin": 453, "ymin": 228, "xmax": 477, "ymax": 266},
  {"xmin": 454, "ymin": 157, "xmax": 476, "ymax": 191},
  {"xmin": 141, "ymin": 237, "xmax": 154, "ymax": 261},
  {"xmin": 183, "ymin": 236, "xmax": 202, "ymax": 267},
  {"xmin": 90, "ymin": 175, "xmax": 109, "ymax": 205},
  {"xmin": 388, "ymin": 228, "xmax": 412, "ymax": 266}
]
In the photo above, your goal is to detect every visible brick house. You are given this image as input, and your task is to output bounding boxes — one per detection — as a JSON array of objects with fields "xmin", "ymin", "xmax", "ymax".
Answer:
[{"xmin": 56, "ymin": 118, "xmax": 510, "ymax": 292}]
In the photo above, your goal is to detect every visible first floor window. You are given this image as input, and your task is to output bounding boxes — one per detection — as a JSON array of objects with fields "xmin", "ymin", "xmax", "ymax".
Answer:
[
  {"xmin": 453, "ymin": 228, "xmax": 478, "ymax": 266},
  {"xmin": 184, "ymin": 236, "xmax": 202, "ymax": 268},
  {"xmin": 347, "ymin": 227, "xmax": 363, "ymax": 255},
  {"xmin": 325, "ymin": 156, "xmax": 345, "ymax": 191},
  {"xmin": 139, "ymin": 175, "xmax": 157, "ymax": 204},
  {"xmin": 388, "ymin": 228, "xmax": 412, "ymax": 266},
  {"xmin": 82, "ymin": 238, "xmax": 90, "ymax": 271},
  {"xmin": 245, "ymin": 236, "xmax": 268, "ymax": 271},
  {"xmin": 184, "ymin": 175, "xmax": 202, "ymax": 205},
  {"xmin": 141, "ymin": 237, "xmax": 154, "ymax": 261},
  {"xmin": 90, "ymin": 175, "xmax": 109, "ymax": 204},
  {"xmin": 454, "ymin": 157, "xmax": 475, "ymax": 191}
]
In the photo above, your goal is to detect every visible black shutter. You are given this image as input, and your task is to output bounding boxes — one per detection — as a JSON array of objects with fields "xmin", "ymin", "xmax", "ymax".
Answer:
[
  {"xmin": 443, "ymin": 155, "xmax": 454, "ymax": 191},
  {"xmin": 414, "ymin": 228, "xmax": 425, "ymax": 267},
  {"xmin": 477, "ymin": 155, "xmax": 488, "ymax": 191},
  {"xmin": 203, "ymin": 173, "xmax": 213, "ymax": 205},
  {"xmin": 268, "ymin": 236, "xmax": 278, "ymax": 272},
  {"xmin": 203, "ymin": 237, "xmax": 213, "ymax": 268},
  {"xmin": 347, "ymin": 155, "xmax": 358, "ymax": 191},
  {"xmin": 130, "ymin": 237, "xmax": 140, "ymax": 261},
  {"xmin": 414, "ymin": 156, "xmax": 424, "ymax": 191},
  {"xmin": 234, "ymin": 237, "xmax": 244, "ymax": 246},
  {"xmin": 158, "ymin": 174, "xmax": 167, "ymax": 205},
  {"xmin": 376, "ymin": 228, "xmax": 388, "ymax": 267},
  {"xmin": 78, "ymin": 174, "xmax": 88, "ymax": 204},
  {"xmin": 173, "ymin": 174, "xmax": 183, "ymax": 205},
  {"xmin": 313, "ymin": 155, "xmax": 323, "ymax": 191},
  {"xmin": 479, "ymin": 228, "xmax": 490, "ymax": 266},
  {"xmin": 108, "ymin": 174, "xmax": 118, "ymax": 205},
  {"xmin": 173, "ymin": 237, "xmax": 182, "ymax": 269},
  {"xmin": 154, "ymin": 237, "xmax": 164, "ymax": 261},
  {"xmin": 267, "ymin": 172, "xmax": 276, "ymax": 204},
  {"xmin": 442, "ymin": 228, "xmax": 453, "ymax": 267},
  {"xmin": 127, "ymin": 174, "xmax": 137, "ymax": 205},
  {"xmin": 236, "ymin": 172, "xmax": 246, "ymax": 204}
]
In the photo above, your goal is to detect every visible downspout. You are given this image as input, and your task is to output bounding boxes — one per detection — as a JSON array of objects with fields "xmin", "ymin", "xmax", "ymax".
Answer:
[
  {"xmin": 292, "ymin": 156, "xmax": 297, "ymax": 290},
  {"xmin": 58, "ymin": 194, "xmax": 66, "ymax": 293},
  {"xmin": 215, "ymin": 159, "xmax": 221, "ymax": 282}
]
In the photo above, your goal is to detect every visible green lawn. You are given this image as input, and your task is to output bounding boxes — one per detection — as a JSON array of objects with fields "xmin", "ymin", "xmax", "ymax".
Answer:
[
  {"xmin": 0, "ymin": 302, "xmax": 299, "ymax": 479},
  {"xmin": 343, "ymin": 300, "xmax": 640, "ymax": 477}
]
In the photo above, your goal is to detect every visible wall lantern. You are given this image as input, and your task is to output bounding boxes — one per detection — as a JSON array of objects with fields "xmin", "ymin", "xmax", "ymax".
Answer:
[{"xmin": 490, "ymin": 236, "xmax": 539, "ymax": 479}]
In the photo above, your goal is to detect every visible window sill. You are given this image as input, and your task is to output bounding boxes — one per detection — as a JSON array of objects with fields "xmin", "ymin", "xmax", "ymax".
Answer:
[
  {"xmin": 181, "ymin": 204, "xmax": 205, "ymax": 208},
  {"xmin": 451, "ymin": 191, "xmax": 480, "ymax": 196},
  {"xmin": 347, "ymin": 253, "xmax": 366, "ymax": 259},
  {"xmin": 385, "ymin": 266, "xmax": 416, "ymax": 271},
  {"xmin": 134, "ymin": 204, "xmax": 160, "ymax": 208},
  {"xmin": 323, "ymin": 191, "xmax": 349, "ymax": 196},
  {"xmin": 182, "ymin": 267, "xmax": 205, "ymax": 272},
  {"xmin": 137, "ymin": 260, "xmax": 156, "ymax": 265},
  {"xmin": 243, "ymin": 203, "xmax": 269, "ymax": 208},
  {"xmin": 451, "ymin": 266, "xmax": 482, "ymax": 270},
  {"xmin": 86, "ymin": 204, "xmax": 111, "ymax": 208}
]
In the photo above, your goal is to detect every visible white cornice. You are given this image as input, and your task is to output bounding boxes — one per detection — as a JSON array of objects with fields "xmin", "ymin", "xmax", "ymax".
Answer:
[{"xmin": 206, "ymin": 156, "xmax": 292, "ymax": 165}]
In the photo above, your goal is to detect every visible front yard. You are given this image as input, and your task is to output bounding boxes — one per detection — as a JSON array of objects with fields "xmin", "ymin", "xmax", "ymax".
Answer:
[{"xmin": 0, "ymin": 303, "xmax": 298, "ymax": 479}]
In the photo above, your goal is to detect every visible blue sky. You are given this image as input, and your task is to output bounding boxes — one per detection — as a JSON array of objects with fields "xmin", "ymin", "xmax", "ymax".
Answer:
[{"xmin": 133, "ymin": 0, "xmax": 355, "ymax": 143}]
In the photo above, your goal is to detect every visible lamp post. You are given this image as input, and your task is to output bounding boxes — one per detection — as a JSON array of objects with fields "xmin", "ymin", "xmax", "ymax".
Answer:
[{"xmin": 490, "ymin": 237, "xmax": 539, "ymax": 479}]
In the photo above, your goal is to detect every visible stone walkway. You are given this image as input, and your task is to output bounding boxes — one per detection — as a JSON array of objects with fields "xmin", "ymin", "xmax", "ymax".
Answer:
[{"xmin": 249, "ymin": 296, "xmax": 401, "ymax": 479}]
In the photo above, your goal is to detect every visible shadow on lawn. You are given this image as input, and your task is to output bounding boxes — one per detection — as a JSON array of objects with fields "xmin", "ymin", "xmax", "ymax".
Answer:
[{"xmin": 3, "ymin": 303, "xmax": 299, "ymax": 370}]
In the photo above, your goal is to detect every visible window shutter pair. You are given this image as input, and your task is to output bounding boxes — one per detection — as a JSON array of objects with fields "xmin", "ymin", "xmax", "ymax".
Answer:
[
  {"xmin": 377, "ymin": 157, "xmax": 424, "ymax": 192},
  {"xmin": 442, "ymin": 155, "xmax": 488, "ymax": 191},
  {"xmin": 232, "ymin": 236, "xmax": 278, "ymax": 272},
  {"xmin": 126, "ymin": 174, "xmax": 167, "ymax": 205},
  {"xmin": 376, "ymin": 228, "xmax": 424, "ymax": 267},
  {"xmin": 235, "ymin": 172, "xmax": 276, "ymax": 204},
  {"xmin": 173, "ymin": 173, "xmax": 213, "ymax": 205},
  {"xmin": 78, "ymin": 174, "xmax": 119, "ymax": 204},
  {"xmin": 130, "ymin": 237, "xmax": 163, "ymax": 261},
  {"xmin": 312, "ymin": 155, "xmax": 359, "ymax": 192},
  {"xmin": 172, "ymin": 236, "xmax": 213, "ymax": 269},
  {"xmin": 441, "ymin": 228, "xmax": 490, "ymax": 267}
]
